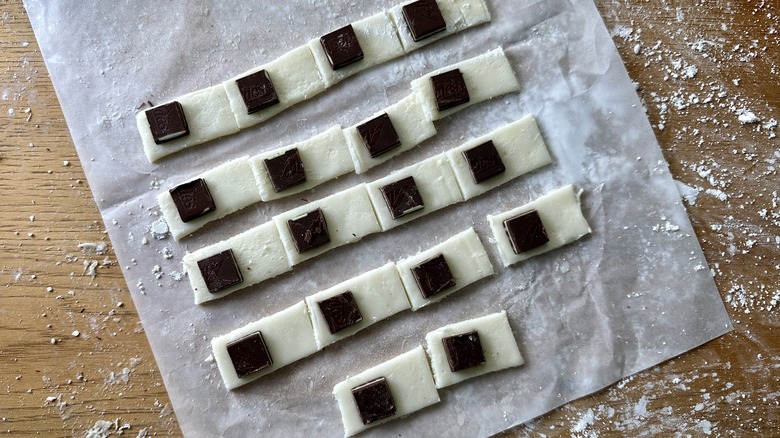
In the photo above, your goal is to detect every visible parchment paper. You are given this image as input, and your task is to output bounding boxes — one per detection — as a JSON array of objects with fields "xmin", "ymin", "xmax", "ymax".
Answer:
[{"xmin": 24, "ymin": 0, "xmax": 733, "ymax": 436}]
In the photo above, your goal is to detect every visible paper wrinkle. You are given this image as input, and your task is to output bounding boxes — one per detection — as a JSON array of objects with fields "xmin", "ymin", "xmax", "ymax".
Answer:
[{"xmin": 23, "ymin": 0, "xmax": 733, "ymax": 436}]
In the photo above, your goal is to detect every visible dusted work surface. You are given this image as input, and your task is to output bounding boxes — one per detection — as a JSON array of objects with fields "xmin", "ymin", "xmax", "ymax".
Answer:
[{"xmin": 0, "ymin": 2, "xmax": 777, "ymax": 438}]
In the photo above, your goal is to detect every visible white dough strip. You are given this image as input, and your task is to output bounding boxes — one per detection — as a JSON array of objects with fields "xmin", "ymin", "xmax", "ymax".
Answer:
[{"xmin": 137, "ymin": 0, "xmax": 491, "ymax": 162}]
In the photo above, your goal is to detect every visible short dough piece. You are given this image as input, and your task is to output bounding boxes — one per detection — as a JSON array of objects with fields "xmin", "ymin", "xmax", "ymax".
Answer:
[
  {"xmin": 333, "ymin": 346, "xmax": 439, "ymax": 437},
  {"xmin": 396, "ymin": 228, "xmax": 493, "ymax": 310},
  {"xmin": 487, "ymin": 185, "xmax": 591, "ymax": 267},
  {"xmin": 212, "ymin": 301, "xmax": 317, "ymax": 390},
  {"xmin": 388, "ymin": 0, "xmax": 491, "ymax": 53},
  {"xmin": 424, "ymin": 310, "xmax": 523, "ymax": 388}
]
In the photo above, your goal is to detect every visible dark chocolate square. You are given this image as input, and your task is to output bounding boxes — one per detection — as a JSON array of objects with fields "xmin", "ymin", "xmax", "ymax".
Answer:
[
  {"xmin": 235, "ymin": 69, "xmax": 280, "ymax": 114},
  {"xmin": 287, "ymin": 208, "xmax": 330, "ymax": 253},
  {"xmin": 430, "ymin": 69, "xmax": 470, "ymax": 111},
  {"xmin": 145, "ymin": 101, "xmax": 190, "ymax": 144},
  {"xmin": 379, "ymin": 176, "xmax": 424, "ymax": 219},
  {"xmin": 197, "ymin": 249, "xmax": 243, "ymax": 294},
  {"xmin": 462, "ymin": 140, "xmax": 506, "ymax": 184},
  {"xmin": 169, "ymin": 178, "xmax": 217, "ymax": 223},
  {"xmin": 317, "ymin": 291, "xmax": 363, "ymax": 334},
  {"xmin": 442, "ymin": 330, "xmax": 486, "ymax": 372},
  {"xmin": 226, "ymin": 332, "xmax": 273, "ymax": 378},
  {"xmin": 402, "ymin": 0, "xmax": 447, "ymax": 42},
  {"xmin": 351, "ymin": 377, "xmax": 396, "ymax": 425},
  {"xmin": 411, "ymin": 253, "xmax": 455, "ymax": 299},
  {"xmin": 356, "ymin": 113, "xmax": 402, "ymax": 158},
  {"xmin": 319, "ymin": 24, "xmax": 364, "ymax": 70},
  {"xmin": 503, "ymin": 209, "xmax": 549, "ymax": 254},
  {"xmin": 263, "ymin": 148, "xmax": 306, "ymax": 193}
]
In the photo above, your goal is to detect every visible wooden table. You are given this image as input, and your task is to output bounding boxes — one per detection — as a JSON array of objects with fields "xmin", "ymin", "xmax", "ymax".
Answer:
[{"xmin": 1, "ymin": 1, "xmax": 777, "ymax": 436}]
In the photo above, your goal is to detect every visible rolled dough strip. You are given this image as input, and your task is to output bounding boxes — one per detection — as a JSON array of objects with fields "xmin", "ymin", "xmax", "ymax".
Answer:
[
  {"xmin": 447, "ymin": 115, "xmax": 553, "ymax": 200},
  {"xmin": 212, "ymin": 301, "xmax": 317, "ymax": 390},
  {"xmin": 249, "ymin": 125, "xmax": 354, "ymax": 201},
  {"xmin": 223, "ymin": 45, "xmax": 327, "ymax": 129},
  {"xmin": 344, "ymin": 94, "xmax": 437, "ymax": 174},
  {"xmin": 487, "ymin": 185, "xmax": 591, "ymax": 267},
  {"xmin": 388, "ymin": 0, "xmax": 491, "ymax": 53},
  {"xmin": 333, "ymin": 346, "xmax": 439, "ymax": 437},
  {"xmin": 137, "ymin": 85, "xmax": 240, "ymax": 162},
  {"xmin": 308, "ymin": 11, "xmax": 405, "ymax": 88},
  {"xmin": 305, "ymin": 263, "xmax": 410, "ymax": 350},
  {"xmin": 424, "ymin": 310, "xmax": 524, "ymax": 388},
  {"xmin": 159, "ymin": 156, "xmax": 261, "ymax": 240},
  {"xmin": 396, "ymin": 228, "xmax": 493, "ymax": 310},
  {"xmin": 184, "ymin": 221, "xmax": 291, "ymax": 304},
  {"xmin": 410, "ymin": 47, "xmax": 520, "ymax": 121}
]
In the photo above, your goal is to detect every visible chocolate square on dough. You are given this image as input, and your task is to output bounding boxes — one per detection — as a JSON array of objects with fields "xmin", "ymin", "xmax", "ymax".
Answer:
[
  {"xmin": 503, "ymin": 209, "xmax": 549, "ymax": 254},
  {"xmin": 170, "ymin": 178, "xmax": 216, "ymax": 223},
  {"xmin": 145, "ymin": 101, "xmax": 190, "ymax": 144},
  {"xmin": 462, "ymin": 140, "xmax": 506, "ymax": 184},
  {"xmin": 264, "ymin": 148, "xmax": 306, "ymax": 193},
  {"xmin": 236, "ymin": 69, "xmax": 280, "ymax": 114},
  {"xmin": 442, "ymin": 330, "xmax": 486, "ymax": 372},
  {"xmin": 402, "ymin": 0, "xmax": 447, "ymax": 42},
  {"xmin": 430, "ymin": 69, "xmax": 469, "ymax": 111},
  {"xmin": 317, "ymin": 291, "xmax": 363, "ymax": 334},
  {"xmin": 356, "ymin": 113, "xmax": 402, "ymax": 158},
  {"xmin": 287, "ymin": 208, "xmax": 330, "ymax": 253},
  {"xmin": 351, "ymin": 377, "xmax": 396, "ymax": 425},
  {"xmin": 411, "ymin": 253, "xmax": 455, "ymax": 299},
  {"xmin": 226, "ymin": 332, "xmax": 273, "ymax": 378},
  {"xmin": 197, "ymin": 249, "xmax": 243, "ymax": 294},
  {"xmin": 320, "ymin": 24, "xmax": 364, "ymax": 70},
  {"xmin": 379, "ymin": 176, "xmax": 424, "ymax": 219}
]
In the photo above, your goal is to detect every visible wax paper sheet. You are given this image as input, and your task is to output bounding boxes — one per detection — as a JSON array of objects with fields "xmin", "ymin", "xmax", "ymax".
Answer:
[{"xmin": 24, "ymin": 0, "xmax": 733, "ymax": 436}]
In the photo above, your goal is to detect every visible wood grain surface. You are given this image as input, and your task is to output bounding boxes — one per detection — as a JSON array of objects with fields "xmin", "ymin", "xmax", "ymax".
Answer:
[{"xmin": 1, "ymin": 0, "xmax": 777, "ymax": 436}]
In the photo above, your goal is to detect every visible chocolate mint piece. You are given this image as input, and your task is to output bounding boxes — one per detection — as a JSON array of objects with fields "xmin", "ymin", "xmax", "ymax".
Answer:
[
  {"xmin": 402, "ymin": 0, "xmax": 447, "ymax": 42},
  {"xmin": 226, "ymin": 332, "xmax": 273, "ymax": 378},
  {"xmin": 264, "ymin": 148, "xmax": 306, "ymax": 193},
  {"xmin": 411, "ymin": 253, "xmax": 455, "ymax": 299},
  {"xmin": 351, "ymin": 377, "xmax": 396, "ymax": 425},
  {"xmin": 379, "ymin": 176, "xmax": 424, "ymax": 219},
  {"xmin": 503, "ymin": 209, "xmax": 549, "ymax": 253},
  {"xmin": 357, "ymin": 113, "xmax": 402, "ymax": 158},
  {"xmin": 430, "ymin": 69, "xmax": 469, "ymax": 111},
  {"xmin": 146, "ymin": 101, "xmax": 190, "ymax": 144},
  {"xmin": 320, "ymin": 24, "xmax": 364, "ymax": 70},
  {"xmin": 462, "ymin": 140, "xmax": 506, "ymax": 184},
  {"xmin": 442, "ymin": 330, "xmax": 486, "ymax": 372},
  {"xmin": 197, "ymin": 249, "xmax": 243, "ymax": 294},
  {"xmin": 170, "ymin": 178, "xmax": 217, "ymax": 223},
  {"xmin": 236, "ymin": 69, "xmax": 280, "ymax": 114},
  {"xmin": 287, "ymin": 208, "xmax": 330, "ymax": 253},
  {"xmin": 317, "ymin": 291, "xmax": 363, "ymax": 334}
]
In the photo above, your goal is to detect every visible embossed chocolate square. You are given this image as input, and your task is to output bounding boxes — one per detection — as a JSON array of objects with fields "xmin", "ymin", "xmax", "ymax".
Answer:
[
  {"xmin": 442, "ymin": 330, "xmax": 486, "ymax": 372},
  {"xmin": 411, "ymin": 253, "xmax": 455, "ymax": 299},
  {"xmin": 379, "ymin": 176, "xmax": 424, "ymax": 219},
  {"xmin": 145, "ymin": 101, "xmax": 190, "ymax": 144},
  {"xmin": 170, "ymin": 178, "xmax": 216, "ymax": 223},
  {"xmin": 430, "ymin": 69, "xmax": 469, "ymax": 111},
  {"xmin": 402, "ymin": 0, "xmax": 446, "ymax": 42},
  {"xmin": 287, "ymin": 208, "xmax": 330, "ymax": 253},
  {"xmin": 462, "ymin": 140, "xmax": 506, "ymax": 184},
  {"xmin": 320, "ymin": 24, "xmax": 364, "ymax": 70},
  {"xmin": 317, "ymin": 291, "xmax": 363, "ymax": 334},
  {"xmin": 263, "ymin": 148, "xmax": 306, "ymax": 193},
  {"xmin": 357, "ymin": 113, "xmax": 401, "ymax": 158},
  {"xmin": 226, "ymin": 332, "xmax": 273, "ymax": 378},
  {"xmin": 351, "ymin": 377, "xmax": 396, "ymax": 425},
  {"xmin": 197, "ymin": 249, "xmax": 243, "ymax": 294},
  {"xmin": 503, "ymin": 209, "xmax": 549, "ymax": 253},
  {"xmin": 236, "ymin": 69, "xmax": 280, "ymax": 114}
]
